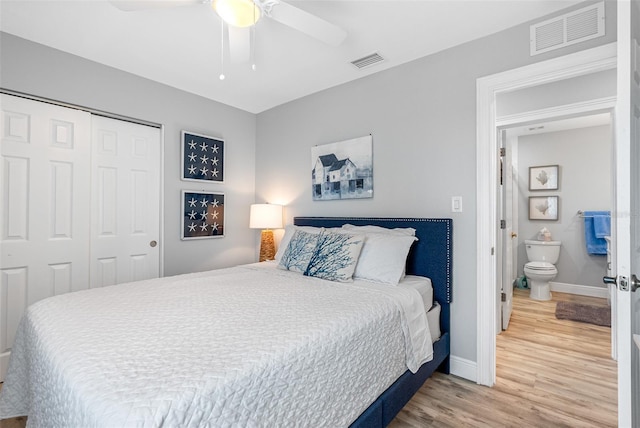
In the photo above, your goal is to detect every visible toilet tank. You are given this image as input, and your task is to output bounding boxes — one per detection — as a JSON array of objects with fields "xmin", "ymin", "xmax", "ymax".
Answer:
[{"xmin": 525, "ymin": 240, "xmax": 561, "ymax": 264}]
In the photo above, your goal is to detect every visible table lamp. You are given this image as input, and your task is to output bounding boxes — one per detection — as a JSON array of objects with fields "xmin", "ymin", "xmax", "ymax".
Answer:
[{"xmin": 249, "ymin": 203, "xmax": 283, "ymax": 262}]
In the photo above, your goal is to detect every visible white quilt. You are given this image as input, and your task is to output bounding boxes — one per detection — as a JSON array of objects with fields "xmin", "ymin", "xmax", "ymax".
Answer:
[{"xmin": 0, "ymin": 263, "xmax": 432, "ymax": 427}]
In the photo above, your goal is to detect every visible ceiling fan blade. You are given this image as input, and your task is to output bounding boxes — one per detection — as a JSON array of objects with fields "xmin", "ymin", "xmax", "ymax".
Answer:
[
  {"xmin": 266, "ymin": 1, "xmax": 347, "ymax": 46},
  {"xmin": 228, "ymin": 26, "xmax": 251, "ymax": 64},
  {"xmin": 109, "ymin": 0, "xmax": 202, "ymax": 12}
]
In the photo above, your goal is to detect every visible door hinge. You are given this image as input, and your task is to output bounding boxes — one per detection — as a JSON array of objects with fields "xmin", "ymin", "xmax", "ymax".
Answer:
[
  {"xmin": 500, "ymin": 220, "xmax": 506, "ymax": 229},
  {"xmin": 501, "ymin": 292, "xmax": 507, "ymax": 302},
  {"xmin": 499, "ymin": 147, "xmax": 506, "ymax": 157}
]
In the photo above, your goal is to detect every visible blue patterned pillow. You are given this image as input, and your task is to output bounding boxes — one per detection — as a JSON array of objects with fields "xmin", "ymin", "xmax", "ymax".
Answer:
[
  {"xmin": 304, "ymin": 230, "xmax": 365, "ymax": 282},
  {"xmin": 277, "ymin": 229, "xmax": 320, "ymax": 273}
]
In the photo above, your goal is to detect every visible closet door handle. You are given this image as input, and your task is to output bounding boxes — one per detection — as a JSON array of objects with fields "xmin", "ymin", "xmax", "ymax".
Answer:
[{"xmin": 150, "ymin": 240, "xmax": 157, "ymax": 248}]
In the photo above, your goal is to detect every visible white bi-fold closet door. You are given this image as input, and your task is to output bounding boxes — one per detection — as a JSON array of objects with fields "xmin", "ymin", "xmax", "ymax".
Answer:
[{"xmin": 0, "ymin": 94, "xmax": 161, "ymax": 380}]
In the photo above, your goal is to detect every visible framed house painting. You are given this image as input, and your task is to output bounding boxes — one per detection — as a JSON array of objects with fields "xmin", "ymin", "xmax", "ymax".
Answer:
[
  {"xmin": 529, "ymin": 164, "xmax": 558, "ymax": 191},
  {"xmin": 182, "ymin": 131, "xmax": 224, "ymax": 183},
  {"xmin": 311, "ymin": 135, "xmax": 373, "ymax": 200},
  {"xmin": 529, "ymin": 196, "xmax": 559, "ymax": 221},
  {"xmin": 182, "ymin": 191, "xmax": 225, "ymax": 239}
]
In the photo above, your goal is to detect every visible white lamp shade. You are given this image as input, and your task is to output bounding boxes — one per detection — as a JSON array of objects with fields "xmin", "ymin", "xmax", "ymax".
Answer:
[{"xmin": 249, "ymin": 204, "xmax": 283, "ymax": 229}]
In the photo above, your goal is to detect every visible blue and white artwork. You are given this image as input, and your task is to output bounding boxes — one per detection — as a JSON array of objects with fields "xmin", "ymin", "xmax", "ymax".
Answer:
[
  {"xmin": 182, "ymin": 131, "xmax": 224, "ymax": 183},
  {"xmin": 311, "ymin": 135, "xmax": 373, "ymax": 200},
  {"xmin": 303, "ymin": 232, "xmax": 363, "ymax": 282},
  {"xmin": 182, "ymin": 191, "xmax": 225, "ymax": 239}
]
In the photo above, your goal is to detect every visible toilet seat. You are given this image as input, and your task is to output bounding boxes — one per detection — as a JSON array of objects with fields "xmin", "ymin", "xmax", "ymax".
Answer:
[{"xmin": 524, "ymin": 261, "xmax": 556, "ymax": 271}]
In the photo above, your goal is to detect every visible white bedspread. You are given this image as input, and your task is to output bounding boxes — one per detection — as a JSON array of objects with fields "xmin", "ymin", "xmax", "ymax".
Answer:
[{"xmin": 0, "ymin": 263, "xmax": 432, "ymax": 427}]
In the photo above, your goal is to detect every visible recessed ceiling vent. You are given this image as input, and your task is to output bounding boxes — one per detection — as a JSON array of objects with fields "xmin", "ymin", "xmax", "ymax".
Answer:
[
  {"xmin": 530, "ymin": 2, "xmax": 605, "ymax": 56},
  {"xmin": 351, "ymin": 53, "xmax": 385, "ymax": 70}
]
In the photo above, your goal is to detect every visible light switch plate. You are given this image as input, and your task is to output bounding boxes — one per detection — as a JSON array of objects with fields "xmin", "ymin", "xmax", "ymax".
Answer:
[{"xmin": 451, "ymin": 196, "xmax": 462, "ymax": 213}]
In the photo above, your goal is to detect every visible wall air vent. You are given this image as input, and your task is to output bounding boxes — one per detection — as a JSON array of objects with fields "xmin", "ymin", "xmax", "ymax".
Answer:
[
  {"xmin": 530, "ymin": 2, "xmax": 605, "ymax": 56},
  {"xmin": 351, "ymin": 53, "xmax": 385, "ymax": 70}
]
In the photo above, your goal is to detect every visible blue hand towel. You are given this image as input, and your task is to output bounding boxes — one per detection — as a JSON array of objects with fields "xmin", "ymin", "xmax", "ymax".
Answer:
[
  {"xmin": 593, "ymin": 214, "xmax": 611, "ymax": 238},
  {"xmin": 583, "ymin": 211, "xmax": 610, "ymax": 255}
]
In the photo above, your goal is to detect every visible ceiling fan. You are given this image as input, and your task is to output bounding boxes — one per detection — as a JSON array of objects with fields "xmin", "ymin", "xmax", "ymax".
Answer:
[{"xmin": 110, "ymin": 0, "xmax": 347, "ymax": 60}]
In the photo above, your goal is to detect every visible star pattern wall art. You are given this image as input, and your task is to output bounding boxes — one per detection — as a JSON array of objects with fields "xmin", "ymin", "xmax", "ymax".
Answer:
[
  {"xmin": 181, "ymin": 131, "xmax": 224, "ymax": 183},
  {"xmin": 181, "ymin": 191, "xmax": 225, "ymax": 239}
]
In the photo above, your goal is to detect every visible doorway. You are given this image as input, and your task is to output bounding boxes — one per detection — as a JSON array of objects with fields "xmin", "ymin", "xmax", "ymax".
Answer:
[
  {"xmin": 499, "ymin": 112, "xmax": 614, "ymax": 334},
  {"xmin": 475, "ymin": 42, "xmax": 617, "ymax": 386}
]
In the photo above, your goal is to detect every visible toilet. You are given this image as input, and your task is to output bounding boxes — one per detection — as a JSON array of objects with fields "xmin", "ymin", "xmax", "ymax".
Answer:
[{"xmin": 523, "ymin": 240, "xmax": 561, "ymax": 301}]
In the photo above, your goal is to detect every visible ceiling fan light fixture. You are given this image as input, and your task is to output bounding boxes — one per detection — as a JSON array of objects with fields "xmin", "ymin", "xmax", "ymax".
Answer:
[{"xmin": 212, "ymin": 0, "xmax": 261, "ymax": 28}]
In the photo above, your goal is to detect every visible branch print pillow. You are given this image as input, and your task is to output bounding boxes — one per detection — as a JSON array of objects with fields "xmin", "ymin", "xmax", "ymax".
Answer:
[
  {"xmin": 277, "ymin": 229, "xmax": 320, "ymax": 273},
  {"xmin": 304, "ymin": 231, "xmax": 365, "ymax": 282}
]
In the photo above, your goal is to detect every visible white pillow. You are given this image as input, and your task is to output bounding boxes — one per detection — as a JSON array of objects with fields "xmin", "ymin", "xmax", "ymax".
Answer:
[
  {"xmin": 275, "ymin": 225, "xmax": 323, "ymax": 263},
  {"xmin": 351, "ymin": 232, "xmax": 417, "ymax": 285},
  {"xmin": 277, "ymin": 229, "xmax": 320, "ymax": 273},
  {"xmin": 304, "ymin": 230, "xmax": 365, "ymax": 282},
  {"xmin": 341, "ymin": 224, "xmax": 416, "ymax": 236}
]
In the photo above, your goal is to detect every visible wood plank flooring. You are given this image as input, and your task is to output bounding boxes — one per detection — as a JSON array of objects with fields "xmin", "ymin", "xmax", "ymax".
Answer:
[
  {"xmin": 0, "ymin": 289, "xmax": 616, "ymax": 428},
  {"xmin": 389, "ymin": 288, "xmax": 617, "ymax": 427}
]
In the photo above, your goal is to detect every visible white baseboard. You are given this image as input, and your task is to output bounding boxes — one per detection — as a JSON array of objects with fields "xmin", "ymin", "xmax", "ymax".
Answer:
[
  {"xmin": 450, "ymin": 354, "xmax": 477, "ymax": 382},
  {"xmin": 550, "ymin": 282, "xmax": 608, "ymax": 299}
]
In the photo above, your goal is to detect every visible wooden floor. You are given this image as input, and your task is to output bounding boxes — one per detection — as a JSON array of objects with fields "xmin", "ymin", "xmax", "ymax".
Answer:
[
  {"xmin": 0, "ymin": 289, "xmax": 617, "ymax": 428},
  {"xmin": 389, "ymin": 288, "xmax": 617, "ymax": 427}
]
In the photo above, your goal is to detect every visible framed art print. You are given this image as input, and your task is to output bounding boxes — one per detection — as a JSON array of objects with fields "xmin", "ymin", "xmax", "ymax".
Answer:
[
  {"xmin": 182, "ymin": 191, "xmax": 225, "ymax": 239},
  {"xmin": 311, "ymin": 134, "xmax": 373, "ymax": 200},
  {"xmin": 529, "ymin": 164, "xmax": 558, "ymax": 191},
  {"xmin": 182, "ymin": 131, "xmax": 224, "ymax": 183},
  {"xmin": 529, "ymin": 196, "xmax": 558, "ymax": 221}
]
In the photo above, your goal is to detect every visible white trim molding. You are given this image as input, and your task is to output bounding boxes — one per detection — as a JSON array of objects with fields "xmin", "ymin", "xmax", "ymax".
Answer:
[
  {"xmin": 476, "ymin": 42, "xmax": 616, "ymax": 387},
  {"xmin": 550, "ymin": 282, "xmax": 609, "ymax": 299},
  {"xmin": 496, "ymin": 96, "xmax": 617, "ymax": 128},
  {"xmin": 450, "ymin": 355, "xmax": 477, "ymax": 383}
]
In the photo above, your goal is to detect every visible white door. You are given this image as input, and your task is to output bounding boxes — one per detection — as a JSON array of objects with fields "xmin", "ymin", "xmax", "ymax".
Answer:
[
  {"xmin": 501, "ymin": 131, "xmax": 515, "ymax": 330},
  {"xmin": 615, "ymin": 1, "xmax": 640, "ymax": 425},
  {"xmin": 0, "ymin": 95, "xmax": 92, "ymax": 380},
  {"xmin": 90, "ymin": 116, "xmax": 161, "ymax": 287}
]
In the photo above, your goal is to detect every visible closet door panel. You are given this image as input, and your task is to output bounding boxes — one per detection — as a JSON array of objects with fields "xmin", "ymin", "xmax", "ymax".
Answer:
[
  {"xmin": 0, "ymin": 94, "xmax": 91, "ymax": 380},
  {"xmin": 90, "ymin": 116, "xmax": 161, "ymax": 287}
]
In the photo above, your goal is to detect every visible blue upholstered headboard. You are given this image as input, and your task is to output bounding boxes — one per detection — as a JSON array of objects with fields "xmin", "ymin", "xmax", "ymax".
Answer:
[{"xmin": 293, "ymin": 217, "xmax": 453, "ymax": 335}]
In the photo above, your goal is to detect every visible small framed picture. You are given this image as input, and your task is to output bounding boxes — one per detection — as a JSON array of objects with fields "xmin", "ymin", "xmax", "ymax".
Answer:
[
  {"xmin": 529, "ymin": 196, "xmax": 559, "ymax": 221},
  {"xmin": 529, "ymin": 165, "xmax": 558, "ymax": 191},
  {"xmin": 181, "ymin": 131, "xmax": 224, "ymax": 183},
  {"xmin": 182, "ymin": 191, "xmax": 225, "ymax": 239}
]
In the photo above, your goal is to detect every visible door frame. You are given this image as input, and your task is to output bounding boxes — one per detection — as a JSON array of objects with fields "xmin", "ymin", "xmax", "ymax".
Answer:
[{"xmin": 475, "ymin": 42, "xmax": 617, "ymax": 386}]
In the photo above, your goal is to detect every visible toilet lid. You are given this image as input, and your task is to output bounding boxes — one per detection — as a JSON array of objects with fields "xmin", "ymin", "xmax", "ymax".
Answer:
[{"xmin": 525, "ymin": 261, "xmax": 555, "ymax": 270}]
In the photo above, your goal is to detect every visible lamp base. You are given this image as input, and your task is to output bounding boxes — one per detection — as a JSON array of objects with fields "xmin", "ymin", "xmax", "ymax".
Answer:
[{"xmin": 259, "ymin": 229, "xmax": 276, "ymax": 262}]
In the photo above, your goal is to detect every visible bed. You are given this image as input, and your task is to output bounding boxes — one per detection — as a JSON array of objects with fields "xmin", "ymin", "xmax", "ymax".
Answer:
[{"xmin": 0, "ymin": 216, "xmax": 452, "ymax": 427}]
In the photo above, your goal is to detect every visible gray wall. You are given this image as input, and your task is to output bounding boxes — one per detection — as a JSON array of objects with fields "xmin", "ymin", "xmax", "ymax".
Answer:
[
  {"xmin": 497, "ymin": 68, "xmax": 617, "ymax": 117},
  {"xmin": 255, "ymin": 1, "xmax": 617, "ymax": 365},
  {"xmin": 0, "ymin": 32, "xmax": 258, "ymax": 276},
  {"xmin": 516, "ymin": 125, "xmax": 612, "ymax": 288}
]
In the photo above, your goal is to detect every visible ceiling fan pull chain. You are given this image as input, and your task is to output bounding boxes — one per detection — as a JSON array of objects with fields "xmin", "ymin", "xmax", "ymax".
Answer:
[
  {"xmin": 251, "ymin": 6, "xmax": 256, "ymax": 71},
  {"xmin": 219, "ymin": 21, "xmax": 226, "ymax": 80}
]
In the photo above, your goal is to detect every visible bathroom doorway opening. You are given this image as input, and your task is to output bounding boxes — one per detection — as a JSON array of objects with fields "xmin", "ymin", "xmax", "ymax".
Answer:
[{"xmin": 497, "ymin": 111, "xmax": 615, "ymax": 343}]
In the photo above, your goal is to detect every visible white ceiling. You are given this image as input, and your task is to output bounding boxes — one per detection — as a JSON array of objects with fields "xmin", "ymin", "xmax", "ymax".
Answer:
[{"xmin": 1, "ymin": 0, "xmax": 584, "ymax": 114}]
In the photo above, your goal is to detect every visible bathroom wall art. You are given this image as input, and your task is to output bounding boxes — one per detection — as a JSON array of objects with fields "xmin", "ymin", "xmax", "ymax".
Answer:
[
  {"xmin": 529, "ymin": 196, "xmax": 559, "ymax": 221},
  {"xmin": 529, "ymin": 164, "xmax": 558, "ymax": 191}
]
